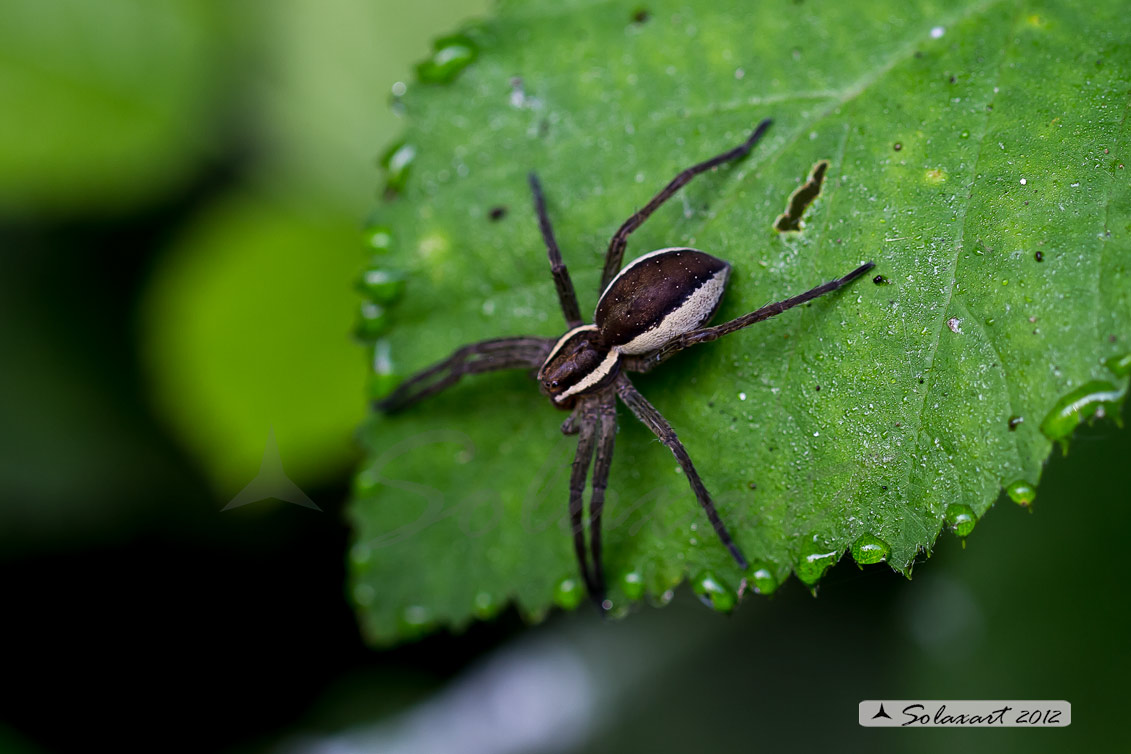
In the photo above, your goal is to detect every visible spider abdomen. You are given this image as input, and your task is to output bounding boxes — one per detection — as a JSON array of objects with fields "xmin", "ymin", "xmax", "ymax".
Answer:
[{"xmin": 595, "ymin": 247, "xmax": 730, "ymax": 355}]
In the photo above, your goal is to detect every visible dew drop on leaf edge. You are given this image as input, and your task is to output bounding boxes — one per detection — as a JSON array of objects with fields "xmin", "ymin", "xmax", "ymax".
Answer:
[
  {"xmin": 416, "ymin": 34, "xmax": 479, "ymax": 84},
  {"xmin": 553, "ymin": 575, "xmax": 584, "ymax": 610},
  {"xmin": 745, "ymin": 561, "xmax": 779, "ymax": 595},
  {"xmin": 356, "ymin": 268, "xmax": 407, "ymax": 304},
  {"xmin": 850, "ymin": 533, "xmax": 891, "ymax": 566},
  {"xmin": 1005, "ymin": 480, "xmax": 1037, "ymax": 506},
  {"xmin": 355, "ymin": 301, "xmax": 390, "ymax": 340},
  {"xmin": 1039, "ymin": 379, "xmax": 1127, "ymax": 451},
  {"xmin": 796, "ymin": 539, "xmax": 840, "ymax": 585},
  {"xmin": 473, "ymin": 591, "xmax": 501, "ymax": 620},
  {"xmin": 362, "ymin": 224, "xmax": 393, "ymax": 254},
  {"xmin": 693, "ymin": 571, "xmax": 737, "ymax": 612},
  {"xmin": 946, "ymin": 503, "xmax": 977, "ymax": 538},
  {"xmin": 621, "ymin": 570, "xmax": 645, "ymax": 601},
  {"xmin": 366, "ymin": 339, "xmax": 401, "ymax": 401},
  {"xmin": 397, "ymin": 605, "xmax": 434, "ymax": 638},
  {"xmin": 380, "ymin": 141, "xmax": 417, "ymax": 193}
]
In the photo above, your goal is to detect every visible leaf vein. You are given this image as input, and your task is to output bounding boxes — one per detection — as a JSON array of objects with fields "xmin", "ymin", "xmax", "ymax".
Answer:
[{"xmin": 905, "ymin": 0, "xmax": 1017, "ymax": 516}]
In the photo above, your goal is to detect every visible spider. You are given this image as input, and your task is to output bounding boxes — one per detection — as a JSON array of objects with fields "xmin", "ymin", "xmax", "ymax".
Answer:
[{"xmin": 377, "ymin": 118, "xmax": 874, "ymax": 610}]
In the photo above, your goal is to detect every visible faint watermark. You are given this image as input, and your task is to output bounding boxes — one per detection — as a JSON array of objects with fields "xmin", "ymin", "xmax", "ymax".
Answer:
[
  {"xmin": 222, "ymin": 427, "xmax": 320, "ymax": 512},
  {"xmin": 859, "ymin": 700, "xmax": 1070, "ymax": 727}
]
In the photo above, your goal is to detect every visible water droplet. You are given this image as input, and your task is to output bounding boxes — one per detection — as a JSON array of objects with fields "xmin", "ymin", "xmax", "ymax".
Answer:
[
  {"xmin": 381, "ymin": 141, "xmax": 417, "ymax": 194},
  {"xmin": 1019, "ymin": 177, "xmax": 1027, "ymax": 185},
  {"xmin": 366, "ymin": 339, "xmax": 400, "ymax": 401},
  {"xmin": 946, "ymin": 503, "xmax": 977, "ymax": 538},
  {"xmin": 851, "ymin": 534, "xmax": 891, "ymax": 565},
  {"xmin": 416, "ymin": 34, "xmax": 478, "ymax": 84},
  {"xmin": 473, "ymin": 591, "xmax": 500, "ymax": 620},
  {"xmin": 924, "ymin": 168, "xmax": 947, "ymax": 184},
  {"xmin": 1105, "ymin": 352, "xmax": 1131, "ymax": 378},
  {"xmin": 1005, "ymin": 480, "xmax": 1037, "ymax": 507},
  {"xmin": 353, "ymin": 583, "xmax": 375, "ymax": 606},
  {"xmin": 930, "ymin": 25, "xmax": 945, "ymax": 39},
  {"xmin": 959, "ymin": 129, "xmax": 970, "ymax": 139},
  {"xmin": 797, "ymin": 539, "xmax": 840, "ymax": 585},
  {"xmin": 356, "ymin": 268, "xmax": 407, "ymax": 304},
  {"xmin": 352, "ymin": 466, "xmax": 381, "ymax": 496},
  {"xmin": 745, "ymin": 561, "xmax": 779, "ymax": 595},
  {"xmin": 417, "ymin": 230, "xmax": 451, "ymax": 260},
  {"xmin": 397, "ymin": 604, "xmax": 434, "ymax": 638},
  {"xmin": 1039, "ymin": 380, "xmax": 1127, "ymax": 450},
  {"xmin": 553, "ymin": 575, "xmax": 584, "ymax": 610},
  {"xmin": 621, "ymin": 570, "xmax": 645, "ymax": 601},
  {"xmin": 350, "ymin": 543, "xmax": 371, "ymax": 565},
  {"xmin": 363, "ymin": 224, "xmax": 393, "ymax": 254},
  {"xmin": 693, "ymin": 571, "xmax": 737, "ymax": 612},
  {"xmin": 355, "ymin": 301, "xmax": 390, "ymax": 340}
]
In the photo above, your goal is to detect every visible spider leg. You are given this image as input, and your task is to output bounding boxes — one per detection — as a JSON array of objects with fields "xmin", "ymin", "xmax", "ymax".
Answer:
[
  {"xmin": 376, "ymin": 336, "xmax": 552, "ymax": 414},
  {"xmin": 560, "ymin": 410, "xmax": 581, "ymax": 435},
  {"xmin": 586, "ymin": 389, "xmax": 618, "ymax": 605},
  {"xmin": 600, "ymin": 118, "xmax": 773, "ymax": 292},
  {"xmin": 615, "ymin": 374, "xmax": 748, "ymax": 569},
  {"xmin": 529, "ymin": 173, "xmax": 584, "ymax": 328},
  {"xmin": 625, "ymin": 262, "xmax": 875, "ymax": 374},
  {"xmin": 569, "ymin": 397, "xmax": 601, "ymax": 602}
]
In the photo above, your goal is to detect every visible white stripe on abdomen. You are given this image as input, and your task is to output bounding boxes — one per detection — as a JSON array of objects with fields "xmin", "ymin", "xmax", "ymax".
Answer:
[{"xmin": 614, "ymin": 266, "xmax": 729, "ymax": 355}]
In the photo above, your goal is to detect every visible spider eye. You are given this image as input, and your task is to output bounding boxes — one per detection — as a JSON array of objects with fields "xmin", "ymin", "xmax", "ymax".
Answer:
[{"xmin": 550, "ymin": 380, "xmax": 560, "ymax": 388}]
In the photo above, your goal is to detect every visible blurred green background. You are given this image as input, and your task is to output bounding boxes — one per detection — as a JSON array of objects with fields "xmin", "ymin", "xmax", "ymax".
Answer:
[{"xmin": 0, "ymin": 1, "xmax": 1127, "ymax": 752}]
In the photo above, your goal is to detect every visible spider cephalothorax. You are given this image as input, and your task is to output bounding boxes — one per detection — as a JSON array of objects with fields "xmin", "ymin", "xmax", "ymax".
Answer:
[
  {"xmin": 377, "ymin": 119, "xmax": 874, "ymax": 610},
  {"xmin": 537, "ymin": 325, "xmax": 616, "ymax": 408},
  {"xmin": 538, "ymin": 247, "xmax": 729, "ymax": 408}
]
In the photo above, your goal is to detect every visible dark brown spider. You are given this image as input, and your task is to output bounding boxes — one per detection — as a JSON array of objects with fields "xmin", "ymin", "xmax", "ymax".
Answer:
[{"xmin": 377, "ymin": 119, "xmax": 873, "ymax": 610}]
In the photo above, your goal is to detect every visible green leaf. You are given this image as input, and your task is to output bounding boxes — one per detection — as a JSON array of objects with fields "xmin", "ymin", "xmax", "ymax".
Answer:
[{"xmin": 349, "ymin": 0, "xmax": 1131, "ymax": 643}]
